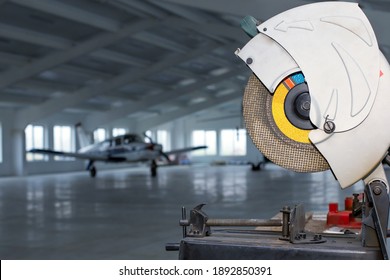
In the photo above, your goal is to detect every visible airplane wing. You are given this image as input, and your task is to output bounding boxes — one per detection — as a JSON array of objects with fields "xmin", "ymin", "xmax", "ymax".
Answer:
[
  {"xmin": 164, "ymin": 146, "xmax": 207, "ymax": 156},
  {"xmin": 28, "ymin": 148, "xmax": 111, "ymax": 162}
]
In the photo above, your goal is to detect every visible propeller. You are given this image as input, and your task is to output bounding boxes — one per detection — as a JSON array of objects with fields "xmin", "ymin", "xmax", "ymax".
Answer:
[
  {"xmin": 143, "ymin": 131, "xmax": 154, "ymax": 144},
  {"xmin": 143, "ymin": 131, "xmax": 171, "ymax": 163},
  {"xmin": 159, "ymin": 151, "xmax": 171, "ymax": 162}
]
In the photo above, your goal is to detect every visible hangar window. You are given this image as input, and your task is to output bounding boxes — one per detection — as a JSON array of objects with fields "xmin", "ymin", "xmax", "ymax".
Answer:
[
  {"xmin": 191, "ymin": 130, "xmax": 216, "ymax": 156},
  {"xmin": 25, "ymin": 125, "xmax": 47, "ymax": 161},
  {"xmin": 157, "ymin": 130, "xmax": 170, "ymax": 151},
  {"xmin": 112, "ymin": 127, "xmax": 127, "ymax": 137},
  {"xmin": 144, "ymin": 130, "xmax": 153, "ymax": 143},
  {"xmin": 220, "ymin": 129, "xmax": 247, "ymax": 156},
  {"xmin": 53, "ymin": 125, "xmax": 75, "ymax": 161},
  {"xmin": 93, "ymin": 128, "xmax": 106, "ymax": 143}
]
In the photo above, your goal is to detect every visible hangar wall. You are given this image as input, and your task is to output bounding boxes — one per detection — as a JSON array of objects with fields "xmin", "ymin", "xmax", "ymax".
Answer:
[
  {"xmin": 0, "ymin": 109, "xmax": 16, "ymax": 177},
  {"xmin": 145, "ymin": 113, "xmax": 264, "ymax": 166},
  {"xmin": 0, "ymin": 111, "xmax": 89, "ymax": 177},
  {"xmin": 1, "ymin": 110, "xmax": 263, "ymax": 177},
  {"xmin": 178, "ymin": 115, "xmax": 263, "ymax": 165}
]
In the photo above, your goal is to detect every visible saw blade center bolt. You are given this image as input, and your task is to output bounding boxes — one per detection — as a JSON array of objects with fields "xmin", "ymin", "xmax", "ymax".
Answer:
[
  {"xmin": 294, "ymin": 92, "xmax": 311, "ymax": 120},
  {"xmin": 283, "ymin": 83, "xmax": 316, "ymax": 130}
]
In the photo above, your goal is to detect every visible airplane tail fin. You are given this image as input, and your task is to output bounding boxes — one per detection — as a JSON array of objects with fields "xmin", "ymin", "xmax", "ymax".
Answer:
[{"xmin": 75, "ymin": 123, "xmax": 91, "ymax": 149}]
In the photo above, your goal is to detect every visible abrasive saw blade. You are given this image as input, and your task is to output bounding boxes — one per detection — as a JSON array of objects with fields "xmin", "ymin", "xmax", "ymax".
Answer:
[{"xmin": 243, "ymin": 74, "xmax": 330, "ymax": 172}]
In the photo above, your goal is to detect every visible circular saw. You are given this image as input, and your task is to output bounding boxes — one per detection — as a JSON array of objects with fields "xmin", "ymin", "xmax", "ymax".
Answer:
[{"xmin": 236, "ymin": 1, "xmax": 390, "ymax": 189}]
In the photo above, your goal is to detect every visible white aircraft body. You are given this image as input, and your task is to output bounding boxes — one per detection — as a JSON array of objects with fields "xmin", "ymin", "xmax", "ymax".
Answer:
[{"xmin": 28, "ymin": 124, "xmax": 207, "ymax": 177}]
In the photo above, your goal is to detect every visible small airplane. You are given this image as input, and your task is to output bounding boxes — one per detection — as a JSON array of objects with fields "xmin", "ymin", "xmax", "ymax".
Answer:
[{"xmin": 28, "ymin": 123, "xmax": 207, "ymax": 177}]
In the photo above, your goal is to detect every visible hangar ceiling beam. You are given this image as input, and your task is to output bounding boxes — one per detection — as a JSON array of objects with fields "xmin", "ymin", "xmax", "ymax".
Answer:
[
  {"xmin": 0, "ymin": 19, "xmax": 158, "ymax": 90},
  {"xmin": 137, "ymin": 93, "xmax": 242, "ymax": 131},
  {"xmin": 0, "ymin": 43, "xmax": 148, "ymax": 78},
  {"xmin": 58, "ymin": 64, "xmax": 113, "ymax": 80},
  {"xmin": 150, "ymin": 0, "xmax": 217, "ymax": 24},
  {"xmin": 169, "ymin": 67, "xmax": 206, "ymax": 80},
  {"xmin": 0, "ymin": 51, "xmax": 30, "ymax": 66},
  {"xmin": 0, "ymin": 24, "xmax": 154, "ymax": 73},
  {"xmin": 10, "ymin": 0, "xmax": 121, "ymax": 32},
  {"xmin": 19, "ymin": 79, "xmax": 79, "ymax": 93},
  {"xmin": 0, "ymin": 43, "xmax": 204, "ymax": 86},
  {"xmin": 157, "ymin": 0, "xmax": 308, "ymax": 20},
  {"xmin": 137, "ymin": 80, "xmax": 172, "ymax": 91},
  {"xmin": 133, "ymin": 32, "xmax": 189, "ymax": 53},
  {"xmin": 0, "ymin": 93, "xmax": 46, "ymax": 105},
  {"xmin": 91, "ymin": 49, "xmax": 150, "ymax": 68},
  {"xmin": 107, "ymin": 1, "xmax": 149, "ymax": 18},
  {"xmin": 151, "ymin": 1, "xmax": 231, "ymax": 45},
  {"xmin": 145, "ymin": 75, "xmax": 243, "ymax": 111},
  {"xmin": 0, "ymin": 25, "xmax": 152, "ymax": 69},
  {"xmin": 164, "ymin": 18, "xmax": 247, "ymax": 43},
  {"xmin": 0, "ymin": 52, "xmax": 82, "ymax": 92},
  {"xmin": 0, "ymin": 18, "xmax": 237, "ymax": 90},
  {"xmin": 160, "ymin": 0, "xmax": 390, "ymax": 50},
  {"xmin": 204, "ymin": 55, "xmax": 235, "ymax": 68},
  {"xmin": 84, "ymin": 66, "xmax": 246, "ymax": 128},
  {"xmin": 15, "ymin": 43, "xmax": 220, "ymax": 129},
  {"xmin": 115, "ymin": 0, "xmax": 169, "ymax": 19},
  {"xmin": 0, "ymin": 22, "xmax": 73, "ymax": 49}
]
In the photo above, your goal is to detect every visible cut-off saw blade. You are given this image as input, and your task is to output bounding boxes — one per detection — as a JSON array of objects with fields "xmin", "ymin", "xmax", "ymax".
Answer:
[{"xmin": 243, "ymin": 74, "xmax": 330, "ymax": 172}]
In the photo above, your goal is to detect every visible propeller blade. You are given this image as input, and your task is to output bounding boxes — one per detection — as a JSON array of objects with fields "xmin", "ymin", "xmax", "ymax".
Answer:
[
  {"xmin": 160, "ymin": 151, "xmax": 171, "ymax": 162},
  {"xmin": 143, "ymin": 132, "xmax": 154, "ymax": 144}
]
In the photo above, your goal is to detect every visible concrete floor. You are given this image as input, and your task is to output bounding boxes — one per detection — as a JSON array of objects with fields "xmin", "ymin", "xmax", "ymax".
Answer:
[{"xmin": 0, "ymin": 164, "xmax": 387, "ymax": 260}]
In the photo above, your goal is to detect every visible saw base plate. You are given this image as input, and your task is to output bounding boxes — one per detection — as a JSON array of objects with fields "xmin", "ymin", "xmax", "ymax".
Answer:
[{"xmin": 179, "ymin": 230, "xmax": 381, "ymax": 260}]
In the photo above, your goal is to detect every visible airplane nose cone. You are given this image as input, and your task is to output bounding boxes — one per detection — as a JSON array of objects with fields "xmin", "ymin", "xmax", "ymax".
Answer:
[
  {"xmin": 154, "ymin": 144, "xmax": 162, "ymax": 151},
  {"xmin": 146, "ymin": 144, "xmax": 154, "ymax": 150},
  {"xmin": 147, "ymin": 144, "xmax": 162, "ymax": 151}
]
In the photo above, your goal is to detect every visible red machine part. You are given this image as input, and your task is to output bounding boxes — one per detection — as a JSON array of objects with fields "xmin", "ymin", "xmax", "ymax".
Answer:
[{"xmin": 326, "ymin": 196, "xmax": 362, "ymax": 229}]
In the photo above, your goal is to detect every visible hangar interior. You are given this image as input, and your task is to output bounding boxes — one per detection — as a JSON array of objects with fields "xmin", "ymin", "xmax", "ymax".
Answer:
[{"xmin": 0, "ymin": 0, "xmax": 389, "ymax": 259}]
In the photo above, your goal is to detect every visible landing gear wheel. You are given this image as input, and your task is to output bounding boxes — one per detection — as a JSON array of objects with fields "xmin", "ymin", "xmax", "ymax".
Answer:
[
  {"xmin": 251, "ymin": 162, "xmax": 261, "ymax": 171},
  {"xmin": 90, "ymin": 166, "xmax": 97, "ymax": 177},
  {"xmin": 151, "ymin": 160, "xmax": 157, "ymax": 177}
]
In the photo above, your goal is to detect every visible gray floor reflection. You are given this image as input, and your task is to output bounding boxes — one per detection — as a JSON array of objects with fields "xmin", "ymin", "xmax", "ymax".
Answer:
[{"xmin": 0, "ymin": 165, "xmax": 388, "ymax": 259}]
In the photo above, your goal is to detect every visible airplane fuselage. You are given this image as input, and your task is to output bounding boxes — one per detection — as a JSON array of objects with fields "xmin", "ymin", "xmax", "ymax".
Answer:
[
  {"xmin": 79, "ymin": 141, "xmax": 163, "ymax": 163},
  {"xmin": 78, "ymin": 134, "xmax": 163, "ymax": 163}
]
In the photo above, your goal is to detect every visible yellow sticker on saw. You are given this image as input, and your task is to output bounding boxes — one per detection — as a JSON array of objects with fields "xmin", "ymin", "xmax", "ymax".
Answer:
[{"xmin": 272, "ymin": 83, "xmax": 310, "ymax": 144}]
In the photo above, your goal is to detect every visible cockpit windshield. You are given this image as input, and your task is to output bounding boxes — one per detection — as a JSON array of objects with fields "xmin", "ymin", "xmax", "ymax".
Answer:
[{"xmin": 122, "ymin": 134, "xmax": 143, "ymax": 144}]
